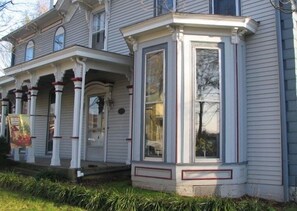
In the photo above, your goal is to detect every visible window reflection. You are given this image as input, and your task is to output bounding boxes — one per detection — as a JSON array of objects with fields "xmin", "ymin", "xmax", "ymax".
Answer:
[
  {"xmin": 87, "ymin": 96, "xmax": 105, "ymax": 147},
  {"xmin": 144, "ymin": 50, "xmax": 164, "ymax": 159},
  {"xmin": 195, "ymin": 49, "xmax": 220, "ymax": 158},
  {"xmin": 47, "ymin": 91, "xmax": 55, "ymax": 154}
]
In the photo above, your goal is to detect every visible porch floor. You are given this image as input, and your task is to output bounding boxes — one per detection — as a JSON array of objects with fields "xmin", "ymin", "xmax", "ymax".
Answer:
[{"xmin": 9, "ymin": 155, "xmax": 131, "ymax": 181}]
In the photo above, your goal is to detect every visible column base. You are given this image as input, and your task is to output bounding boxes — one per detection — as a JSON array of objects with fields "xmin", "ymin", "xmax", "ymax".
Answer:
[
  {"xmin": 70, "ymin": 139, "xmax": 78, "ymax": 169},
  {"xmin": 50, "ymin": 157, "xmax": 61, "ymax": 166}
]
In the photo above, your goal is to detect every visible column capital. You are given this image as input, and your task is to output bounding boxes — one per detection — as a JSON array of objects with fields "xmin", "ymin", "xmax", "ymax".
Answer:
[{"xmin": 30, "ymin": 88, "xmax": 38, "ymax": 97}]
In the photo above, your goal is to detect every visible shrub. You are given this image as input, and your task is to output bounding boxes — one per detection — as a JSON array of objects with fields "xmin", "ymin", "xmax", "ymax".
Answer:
[
  {"xmin": 34, "ymin": 169, "xmax": 68, "ymax": 182},
  {"xmin": 0, "ymin": 172, "xmax": 276, "ymax": 211}
]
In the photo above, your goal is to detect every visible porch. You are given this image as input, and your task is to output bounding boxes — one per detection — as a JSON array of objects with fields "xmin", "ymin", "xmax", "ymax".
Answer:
[{"xmin": 7, "ymin": 155, "xmax": 131, "ymax": 182}]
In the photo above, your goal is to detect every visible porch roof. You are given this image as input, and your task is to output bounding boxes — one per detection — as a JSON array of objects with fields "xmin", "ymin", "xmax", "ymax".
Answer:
[{"xmin": 3, "ymin": 45, "xmax": 131, "ymax": 77}]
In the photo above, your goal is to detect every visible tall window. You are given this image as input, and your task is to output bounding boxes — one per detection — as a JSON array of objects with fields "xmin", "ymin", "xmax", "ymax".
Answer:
[
  {"xmin": 144, "ymin": 47, "xmax": 165, "ymax": 160},
  {"xmin": 155, "ymin": 0, "xmax": 174, "ymax": 16},
  {"xmin": 195, "ymin": 47, "xmax": 221, "ymax": 159},
  {"xmin": 92, "ymin": 11, "xmax": 105, "ymax": 50},
  {"xmin": 87, "ymin": 96, "xmax": 105, "ymax": 147},
  {"xmin": 46, "ymin": 91, "xmax": 55, "ymax": 154},
  {"xmin": 211, "ymin": 0, "xmax": 240, "ymax": 16},
  {"xmin": 25, "ymin": 41, "xmax": 34, "ymax": 61},
  {"xmin": 54, "ymin": 27, "xmax": 65, "ymax": 51}
]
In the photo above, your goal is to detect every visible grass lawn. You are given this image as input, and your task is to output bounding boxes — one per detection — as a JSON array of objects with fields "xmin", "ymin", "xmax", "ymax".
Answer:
[{"xmin": 0, "ymin": 188, "xmax": 85, "ymax": 211}]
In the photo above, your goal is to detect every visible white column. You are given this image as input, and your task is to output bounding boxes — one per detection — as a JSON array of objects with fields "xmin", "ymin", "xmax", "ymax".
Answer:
[
  {"xmin": 0, "ymin": 99, "xmax": 8, "ymax": 137},
  {"xmin": 13, "ymin": 90, "xmax": 22, "ymax": 161},
  {"xmin": 126, "ymin": 85, "xmax": 133, "ymax": 165},
  {"xmin": 50, "ymin": 82, "xmax": 64, "ymax": 166},
  {"xmin": 70, "ymin": 78, "xmax": 82, "ymax": 169},
  {"xmin": 27, "ymin": 88, "xmax": 38, "ymax": 163}
]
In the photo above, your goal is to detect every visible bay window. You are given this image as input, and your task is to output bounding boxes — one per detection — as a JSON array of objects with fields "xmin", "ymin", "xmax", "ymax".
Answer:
[{"xmin": 144, "ymin": 46, "xmax": 166, "ymax": 160}]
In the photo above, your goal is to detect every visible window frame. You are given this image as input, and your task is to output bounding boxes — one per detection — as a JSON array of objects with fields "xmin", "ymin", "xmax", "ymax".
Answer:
[
  {"xmin": 53, "ymin": 26, "xmax": 65, "ymax": 52},
  {"xmin": 210, "ymin": 0, "xmax": 241, "ymax": 16},
  {"xmin": 154, "ymin": 0, "xmax": 176, "ymax": 16},
  {"xmin": 91, "ymin": 10, "xmax": 106, "ymax": 50},
  {"xmin": 25, "ymin": 40, "xmax": 35, "ymax": 62},
  {"xmin": 192, "ymin": 42, "xmax": 224, "ymax": 163},
  {"xmin": 142, "ymin": 44, "xmax": 167, "ymax": 162}
]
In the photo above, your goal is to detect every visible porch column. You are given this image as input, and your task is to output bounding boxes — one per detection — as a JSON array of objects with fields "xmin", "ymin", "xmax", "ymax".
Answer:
[
  {"xmin": 27, "ymin": 89, "xmax": 37, "ymax": 163},
  {"xmin": 126, "ymin": 85, "xmax": 133, "ymax": 164},
  {"xmin": 1, "ymin": 99, "xmax": 9, "ymax": 137},
  {"xmin": 13, "ymin": 90, "xmax": 22, "ymax": 161},
  {"xmin": 70, "ymin": 78, "xmax": 82, "ymax": 169},
  {"xmin": 50, "ymin": 82, "xmax": 64, "ymax": 166}
]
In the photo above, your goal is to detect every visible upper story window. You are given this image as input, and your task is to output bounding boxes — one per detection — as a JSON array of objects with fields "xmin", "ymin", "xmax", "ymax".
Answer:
[
  {"xmin": 211, "ymin": 0, "xmax": 240, "ymax": 16},
  {"xmin": 92, "ymin": 11, "xmax": 105, "ymax": 50},
  {"xmin": 54, "ymin": 27, "xmax": 65, "ymax": 51},
  {"xmin": 155, "ymin": 0, "xmax": 175, "ymax": 16},
  {"xmin": 25, "ymin": 41, "xmax": 34, "ymax": 61}
]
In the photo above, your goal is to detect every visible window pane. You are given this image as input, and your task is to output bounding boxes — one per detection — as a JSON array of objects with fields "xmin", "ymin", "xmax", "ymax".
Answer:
[
  {"xmin": 195, "ymin": 49, "xmax": 220, "ymax": 158},
  {"xmin": 145, "ymin": 51, "xmax": 164, "ymax": 103},
  {"xmin": 47, "ymin": 92, "xmax": 55, "ymax": 154},
  {"xmin": 92, "ymin": 12, "xmax": 105, "ymax": 50},
  {"xmin": 87, "ymin": 96, "xmax": 105, "ymax": 147},
  {"xmin": 214, "ymin": 0, "xmax": 236, "ymax": 16},
  {"xmin": 54, "ymin": 34, "xmax": 64, "ymax": 51},
  {"xmin": 144, "ymin": 50, "xmax": 165, "ymax": 159},
  {"xmin": 26, "ymin": 48, "xmax": 33, "ymax": 61},
  {"xmin": 157, "ymin": 0, "xmax": 173, "ymax": 15}
]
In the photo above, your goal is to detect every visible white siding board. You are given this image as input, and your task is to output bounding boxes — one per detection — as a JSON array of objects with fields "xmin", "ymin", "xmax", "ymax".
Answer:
[
  {"xmin": 106, "ymin": 77, "xmax": 130, "ymax": 163},
  {"xmin": 242, "ymin": 0, "xmax": 282, "ymax": 186},
  {"xmin": 108, "ymin": 0, "xmax": 154, "ymax": 54},
  {"xmin": 34, "ymin": 86, "xmax": 50, "ymax": 157},
  {"xmin": 177, "ymin": 0, "xmax": 209, "ymax": 14},
  {"xmin": 59, "ymin": 82, "xmax": 74, "ymax": 159}
]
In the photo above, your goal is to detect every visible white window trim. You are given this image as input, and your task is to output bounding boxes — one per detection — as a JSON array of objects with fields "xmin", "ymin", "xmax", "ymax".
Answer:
[
  {"xmin": 143, "ymin": 48, "xmax": 166, "ymax": 162},
  {"xmin": 90, "ymin": 8, "xmax": 107, "ymax": 50},
  {"xmin": 192, "ymin": 44, "xmax": 223, "ymax": 163},
  {"xmin": 211, "ymin": 0, "xmax": 240, "ymax": 16}
]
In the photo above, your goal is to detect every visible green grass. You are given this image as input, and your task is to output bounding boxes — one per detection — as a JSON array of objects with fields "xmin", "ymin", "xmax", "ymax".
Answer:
[{"xmin": 0, "ymin": 188, "xmax": 85, "ymax": 211}]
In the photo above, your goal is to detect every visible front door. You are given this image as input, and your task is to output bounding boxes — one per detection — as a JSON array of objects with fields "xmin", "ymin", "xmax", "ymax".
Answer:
[{"xmin": 86, "ymin": 95, "xmax": 105, "ymax": 161}]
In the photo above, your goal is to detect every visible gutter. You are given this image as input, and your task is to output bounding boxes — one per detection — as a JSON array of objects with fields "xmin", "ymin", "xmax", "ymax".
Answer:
[
  {"xmin": 76, "ymin": 57, "xmax": 86, "ymax": 179},
  {"xmin": 275, "ymin": 4, "xmax": 289, "ymax": 202}
]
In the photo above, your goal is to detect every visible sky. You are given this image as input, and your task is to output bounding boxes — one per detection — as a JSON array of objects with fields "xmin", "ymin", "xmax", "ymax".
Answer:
[{"xmin": 0, "ymin": 0, "xmax": 58, "ymax": 72}]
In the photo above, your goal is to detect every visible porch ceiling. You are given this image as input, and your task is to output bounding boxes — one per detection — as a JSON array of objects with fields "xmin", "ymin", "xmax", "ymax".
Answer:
[{"xmin": 3, "ymin": 45, "xmax": 131, "ymax": 78}]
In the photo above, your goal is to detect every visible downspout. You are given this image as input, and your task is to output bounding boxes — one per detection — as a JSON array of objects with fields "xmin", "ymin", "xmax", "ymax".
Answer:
[
  {"xmin": 76, "ymin": 57, "xmax": 87, "ymax": 179},
  {"xmin": 275, "ymin": 6, "xmax": 289, "ymax": 201}
]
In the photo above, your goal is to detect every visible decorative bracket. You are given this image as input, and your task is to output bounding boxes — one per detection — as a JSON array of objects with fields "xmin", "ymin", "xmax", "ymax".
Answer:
[
  {"xmin": 52, "ymin": 64, "xmax": 65, "ymax": 82},
  {"xmin": 126, "ymin": 36, "xmax": 138, "ymax": 52},
  {"xmin": 231, "ymin": 27, "xmax": 248, "ymax": 44}
]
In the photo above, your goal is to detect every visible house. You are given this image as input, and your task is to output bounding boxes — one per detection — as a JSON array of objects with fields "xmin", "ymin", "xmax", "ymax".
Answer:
[{"xmin": 0, "ymin": 0, "xmax": 296, "ymax": 202}]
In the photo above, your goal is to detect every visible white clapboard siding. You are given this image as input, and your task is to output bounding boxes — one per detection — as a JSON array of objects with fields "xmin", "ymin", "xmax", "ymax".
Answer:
[
  {"xmin": 177, "ymin": 0, "xmax": 209, "ymax": 14},
  {"xmin": 108, "ymin": 0, "xmax": 154, "ymax": 54},
  {"xmin": 242, "ymin": 0, "xmax": 282, "ymax": 185},
  {"xmin": 14, "ymin": 44, "xmax": 26, "ymax": 65},
  {"xmin": 34, "ymin": 87, "xmax": 50, "ymax": 157},
  {"xmin": 14, "ymin": 7, "xmax": 88, "ymax": 65},
  {"xmin": 59, "ymin": 82, "xmax": 74, "ymax": 159},
  {"xmin": 64, "ymin": 8, "xmax": 89, "ymax": 48},
  {"xmin": 106, "ymin": 77, "xmax": 130, "ymax": 163}
]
